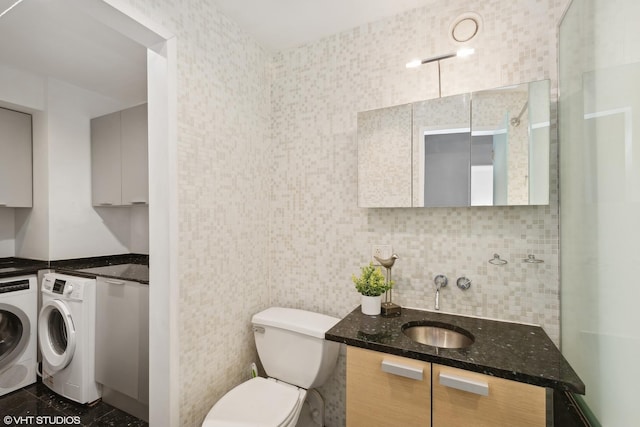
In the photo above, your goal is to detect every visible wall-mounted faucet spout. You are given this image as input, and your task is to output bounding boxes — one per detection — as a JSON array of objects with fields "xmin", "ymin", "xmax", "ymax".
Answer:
[{"xmin": 434, "ymin": 275, "xmax": 448, "ymax": 310}]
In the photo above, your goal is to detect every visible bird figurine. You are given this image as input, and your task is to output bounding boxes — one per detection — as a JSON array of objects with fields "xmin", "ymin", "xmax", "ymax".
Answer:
[
  {"xmin": 374, "ymin": 253, "xmax": 401, "ymax": 317},
  {"xmin": 374, "ymin": 253, "xmax": 399, "ymax": 269}
]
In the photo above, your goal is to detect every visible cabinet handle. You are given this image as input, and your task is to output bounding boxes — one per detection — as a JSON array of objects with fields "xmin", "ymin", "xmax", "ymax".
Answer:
[
  {"xmin": 98, "ymin": 202, "xmax": 114, "ymax": 206},
  {"xmin": 381, "ymin": 359, "xmax": 423, "ymax": 381},
  {"xmin": 439, "ymin": 372, "xmax": 489, "ymax": 396},
  {"xmin": 131, "ymin": 201, "xmax": 147, "ymax": 205},
  {"xmin": 104, "ymin": 279, "xmax": 126, "ymax": 285}
]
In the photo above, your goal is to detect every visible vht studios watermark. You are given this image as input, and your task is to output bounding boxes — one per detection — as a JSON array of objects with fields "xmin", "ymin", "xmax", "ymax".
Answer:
[{"xmin": 3, "ymin": 415, "xmax": 81, "ymax": 425}]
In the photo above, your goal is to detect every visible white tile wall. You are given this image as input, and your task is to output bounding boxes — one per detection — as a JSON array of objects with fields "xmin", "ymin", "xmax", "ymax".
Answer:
[
  {"xmin": 123, "ymin": 1, "xmax": 272, "ymax": 426},
  {"xmin": 269, "ymin": 1, "xmax": 568, "ymax": 425},
  {"xmin": 123, "ymin": 1, "xmax": 568, "ymax": 426}
]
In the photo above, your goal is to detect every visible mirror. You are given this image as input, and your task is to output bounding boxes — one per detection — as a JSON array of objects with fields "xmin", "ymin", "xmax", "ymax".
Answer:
[
  {"xmin": 357, "ymin": 104, "xmax": 412, "ymax": 207},
  {"xmin": 357, "ymin": 80, "xmax": 550, "ymax": 208},
  {"xmin": 413, "ymin": 94, "xmax": 471, "ymax": 207}
]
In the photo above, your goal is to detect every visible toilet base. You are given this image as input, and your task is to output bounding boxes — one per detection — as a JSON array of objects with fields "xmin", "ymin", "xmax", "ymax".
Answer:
[{"xmin": 296, "ymin": 388, "xmax": 324, "ymax": 427}]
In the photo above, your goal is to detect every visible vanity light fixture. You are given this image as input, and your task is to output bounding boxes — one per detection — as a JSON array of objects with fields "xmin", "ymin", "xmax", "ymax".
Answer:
[
  {"xmin": 406, "ymin": 48, "xmax": 475, "ymax": 97},
  {"xmin": 405, "ymin": 47, "xmax": 475, "ymax": 68}
]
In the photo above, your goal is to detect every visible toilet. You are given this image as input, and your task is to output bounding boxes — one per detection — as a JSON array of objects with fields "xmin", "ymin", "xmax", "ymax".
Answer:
[{"xmin": 202, "ymin": 307, "xmax": 341, "ymax": 427}]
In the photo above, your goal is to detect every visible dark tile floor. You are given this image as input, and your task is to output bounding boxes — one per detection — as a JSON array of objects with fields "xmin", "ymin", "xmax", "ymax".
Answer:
[{"xmin": 0, "ymin": 382, "xmax": 147, "ymax": 427}]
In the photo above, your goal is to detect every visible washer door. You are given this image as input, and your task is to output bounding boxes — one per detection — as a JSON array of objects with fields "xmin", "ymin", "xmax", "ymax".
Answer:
[
  {"xmin": 39, "ymin": 300, "xmax": 76, "ymax": 373},
  {"xmin": 0, "ymin": 303, "xmax": 30, "ymax": 373}
]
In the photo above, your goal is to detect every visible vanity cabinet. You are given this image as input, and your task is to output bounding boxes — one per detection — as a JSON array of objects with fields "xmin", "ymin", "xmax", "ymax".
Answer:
[
  {"xmin": 0, "ymin": 107, "xmax": 32, "ymax": 207},
  {"xmin": 347, "ymin": 346, "xmax": 431, "ymax": 427},
  {"xmin": 91, "ymin": 103, "xmax": 148, "ymax": 206},
  {"xmin": 432, "ymin": 364, "xmax": 545, "ymax": 427},
  {"xmin": 95, "ymin": 277, "xmax": 149, "ymax": 404},
  {"xmin": 346, "ymin": 347, "xmax": 546, "ymax": 427}
]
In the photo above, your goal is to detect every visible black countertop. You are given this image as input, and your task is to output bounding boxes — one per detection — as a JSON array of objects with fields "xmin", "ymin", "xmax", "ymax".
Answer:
[
  {"xmin": 0, "ymin": 254, "xmax": 148, "ymax": 284},
  {"xmin": 51, "ymin": 254, "xmax": 149, "ymax": 284},
  {"xmin": 326, "ymin": 306, "xmax": 585, "ymax": 394},
  {"xmin": 0, "ymin": 257, "xmax": 49, "ymax": 279}
]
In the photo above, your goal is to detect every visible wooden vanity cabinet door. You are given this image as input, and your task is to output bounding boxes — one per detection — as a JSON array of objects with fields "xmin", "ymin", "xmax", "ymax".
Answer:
[
  {"xmin": 432, "ymin": 364, "xmax": 545, "ymax": 427},
  {"xmin": 347, "ymin": 346, "xmax": 431, "ymax": 427}
]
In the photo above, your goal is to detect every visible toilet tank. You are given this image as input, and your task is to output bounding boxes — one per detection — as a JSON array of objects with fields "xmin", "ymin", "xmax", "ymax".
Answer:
[{"xmin": 252, "ymin": 307, "xmax": 340, "ymax": 389}]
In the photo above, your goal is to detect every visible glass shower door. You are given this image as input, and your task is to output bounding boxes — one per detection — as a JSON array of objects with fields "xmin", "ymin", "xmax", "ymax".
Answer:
[{"xmin": 560, "ymin": 0, "xmax": 640, "ymax": 425}]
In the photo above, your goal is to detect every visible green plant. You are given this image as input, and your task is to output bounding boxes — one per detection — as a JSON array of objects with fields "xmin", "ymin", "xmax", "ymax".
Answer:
[{"xmin": 352, "ymin": 263, "xmax": 392, "ymax": 297}]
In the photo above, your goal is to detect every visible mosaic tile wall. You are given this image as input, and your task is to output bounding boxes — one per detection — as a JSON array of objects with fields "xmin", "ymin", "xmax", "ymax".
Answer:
[
  {"xmin": 123, "ymin": 1, "xmax": 272, "ymax": 426},
  {"xmin": 269, "ymin": 1, "xmax": 569, "ymax": 425},
  {"xmin": 119, "ymin": 0, "xmax": 570, "ymax": 426}
]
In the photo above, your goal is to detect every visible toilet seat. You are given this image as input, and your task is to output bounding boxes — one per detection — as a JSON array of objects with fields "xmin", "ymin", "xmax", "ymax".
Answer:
[{"xmin": 202, "ymin": 377, "xmax": 307, "ymax": 427}]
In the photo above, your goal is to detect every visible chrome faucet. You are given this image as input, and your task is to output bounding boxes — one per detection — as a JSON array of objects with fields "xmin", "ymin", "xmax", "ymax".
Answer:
[{"xmin": 434, "ymin": 275, "xmax": 448, "ymax": 310}]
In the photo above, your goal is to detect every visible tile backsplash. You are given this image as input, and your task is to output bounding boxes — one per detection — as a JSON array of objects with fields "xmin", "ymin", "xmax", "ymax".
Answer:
[{"xmin": 270, "ymin": 0, "xmax": 567, "ymax": 341}]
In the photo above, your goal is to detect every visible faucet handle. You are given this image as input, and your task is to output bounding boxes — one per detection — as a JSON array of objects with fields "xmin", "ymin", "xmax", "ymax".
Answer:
[
  {"xmin": 434, "ymin": 274, "xmax": 448, "ymax": 289},
  {"xmin": 456, "ymin": 276, "xmax": 472, "ymax": 290}
]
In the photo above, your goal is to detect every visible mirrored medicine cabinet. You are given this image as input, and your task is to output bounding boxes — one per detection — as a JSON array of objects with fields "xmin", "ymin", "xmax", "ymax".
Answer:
[{"xmin": 357, "ymin": 80, "xmax": 550, "ymax": 208}]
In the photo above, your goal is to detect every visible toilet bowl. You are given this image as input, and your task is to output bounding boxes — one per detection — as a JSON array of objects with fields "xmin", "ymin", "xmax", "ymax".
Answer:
[
  {"xmin": 202, "ymin": 377, "xmax": 306, "ymax": 427},
  {"xmin": 202, "ymin": 308, "xmax": 340, "ymax": 427}
]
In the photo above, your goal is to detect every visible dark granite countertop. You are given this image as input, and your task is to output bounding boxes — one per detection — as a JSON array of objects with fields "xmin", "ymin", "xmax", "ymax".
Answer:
[
  {"xmin": 51, "ymin": 254, "xmax": 149, "ymax": 284},
  {"xmin": 326, "ymin": 306, "xmax": 585, "ymax": 394},
  {"xmin": 0, "ymin": 257, "xmax": 49, "ymax": 279},
  {"xmin": 0, "ymin": 254, "xmax": 148, "ymax": 284}
]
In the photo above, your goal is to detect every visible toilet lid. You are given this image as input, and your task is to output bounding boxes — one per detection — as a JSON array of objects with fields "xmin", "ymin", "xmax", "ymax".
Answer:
[{"xmin": 203, "ymin": 377, "xmax": 304, "ymax": 427}]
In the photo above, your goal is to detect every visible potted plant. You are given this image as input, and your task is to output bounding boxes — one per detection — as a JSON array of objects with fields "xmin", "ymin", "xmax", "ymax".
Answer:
[{"xmin": 352, "ymin": 263, "xmax": 391, "ymax": 315}]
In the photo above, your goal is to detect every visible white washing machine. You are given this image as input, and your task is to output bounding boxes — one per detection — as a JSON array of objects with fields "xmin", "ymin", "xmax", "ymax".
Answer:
[
  {"xmin": 39, "ymin": 272, "xmax": 101, "ymax": 404},
  {"xmin": 0, "ymin": 275, "xmax": 37, "ymax": 396}
]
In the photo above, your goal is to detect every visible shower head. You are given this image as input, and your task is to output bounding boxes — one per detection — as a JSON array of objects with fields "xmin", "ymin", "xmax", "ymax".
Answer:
[{"xmin": 510, "ymin": 101, "xmax": 528, "ymax": 127}]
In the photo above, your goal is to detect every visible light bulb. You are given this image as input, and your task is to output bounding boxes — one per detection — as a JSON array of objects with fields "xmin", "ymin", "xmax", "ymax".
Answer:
[
  {"xmin": 456, "ymin": 48, "xmax": 475, "ymax": 58},
  {"xmin": 406, "ymin": 59, "xmax": 422, "ymax": 69}
]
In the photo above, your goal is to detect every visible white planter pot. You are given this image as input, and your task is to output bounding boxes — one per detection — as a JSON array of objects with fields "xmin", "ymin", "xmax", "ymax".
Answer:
[{"xmin": 361, "ymin": 295, "xmax": 382, "ymax": 315}]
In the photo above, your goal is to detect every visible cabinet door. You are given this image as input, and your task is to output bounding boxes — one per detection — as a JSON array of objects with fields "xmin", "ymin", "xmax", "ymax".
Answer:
[
  {"xmin": 95, "ymin": 277, "xmax": 149, "ymax": 401},
  {"xmin": 91, "ymin": 111, "xmax": 122, "ymax": 206},
  {"xmin": 432, "ymin": 364, "xmax": 545, "ymax": 427},
  {"xmin": 0, "ymin": 107, "xmax": 32, "ymax": 207},
  {"xmin": 121, "ymin": 104, "xmax": 148, "ymax": 205},
  {"xmin": 347, "ymin": 346, "xmax": 431, "ymax": 427}
]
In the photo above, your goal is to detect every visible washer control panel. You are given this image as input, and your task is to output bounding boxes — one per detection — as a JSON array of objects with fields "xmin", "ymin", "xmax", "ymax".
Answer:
[{"xmin": 42, "ymin": 274, "xmax": 91, "ymax": 300}]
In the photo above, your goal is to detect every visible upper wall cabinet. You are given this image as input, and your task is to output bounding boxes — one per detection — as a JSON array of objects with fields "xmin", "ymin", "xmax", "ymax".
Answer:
[
  {"xmin": 0, "ymin": 107, "xmax": 32, "ymax": 208},
  {"xmin": 357, "ymin": 80, "xmax": 550, "ymax": 208},
  {"xmin": 91, "ymin": 104, "xmax": 148, "ymax": 206}
]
